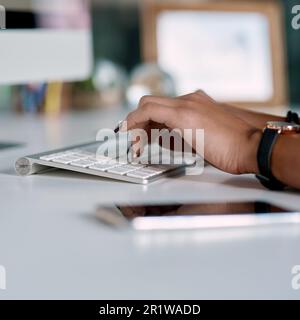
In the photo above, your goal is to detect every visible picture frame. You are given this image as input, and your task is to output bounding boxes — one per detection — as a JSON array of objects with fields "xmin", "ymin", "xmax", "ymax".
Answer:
[{"xmin": 141, "ymin": 0, "xmax": 287, "ymax": 108}]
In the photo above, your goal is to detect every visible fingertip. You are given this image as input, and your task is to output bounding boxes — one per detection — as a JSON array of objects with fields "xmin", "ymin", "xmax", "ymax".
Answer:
[
  {"xmin": 133, "ymin": 151, "xmax": 140, "ymax": 159},
  {"xmin": 119, "ymin": 120, "xmax": 129, "ymax": 132}
]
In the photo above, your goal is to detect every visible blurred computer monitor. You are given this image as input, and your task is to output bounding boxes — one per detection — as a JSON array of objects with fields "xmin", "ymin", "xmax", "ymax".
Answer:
[{"xmin": 0, "ymin": 0, "xmax": 92, "ymax": 84}]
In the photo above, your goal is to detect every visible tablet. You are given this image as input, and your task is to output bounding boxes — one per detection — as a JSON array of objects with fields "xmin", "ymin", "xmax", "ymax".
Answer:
[{"xmin": 96, "ymin": 201, "xmax": 300, "ymax": 230}]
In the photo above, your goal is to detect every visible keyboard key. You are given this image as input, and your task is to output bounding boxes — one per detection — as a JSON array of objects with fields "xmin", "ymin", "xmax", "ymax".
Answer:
[
  {"xmin": 139, "ymin": 170, "xmax": 161, "ymax": 177},
  {"xmin": 87, "ymin": 156, "xmax": 109, "ymax": 164},
  {"xmin": 126, "ymin": 170, "xmax": 158, "ymax": 179},
  {"xmin": 89, "ymin": 163, "xmax": 121, "ymax": 172},
  {"xmin": 70, "ymin": 159, "xmax": 98, "ymax": 168},
  {"xmin": 127, "ymin": 163, "xmax": 146, "ymax": 169},
  {"xmin": 39, "ymin": 152, "xmax": 70, "ymax": 161},
  {"xmin": 107, "ymin": 165, "xmax": 140, "ymax": 175},
  {"xmin": 71, "ymin": 153, "xmax": 90, "ymax": 159},
  {"xmin": 131, "ymin": 160, "xmax": 141, "ymax": 165},
  {"xmin": 91, "ymin": 154, "xmax": 110, "ymax": 159},
  {"xmin": 108, "ymin": 158, "xmax": 127, "ymax": 165},
  {"xmin": 97, "ymin": 155, "xmax": 113, "ymax": 162},
  {"xmin": 40, "ymin": 154, "xmax": 59, "ymax": 161},
  {"xmin": 141, "ymin": 167, "xmax": 169, "ymax": 174},
  {"xmin": 52, "ymin": 155, "xmax": 82, "ymax": 164}
]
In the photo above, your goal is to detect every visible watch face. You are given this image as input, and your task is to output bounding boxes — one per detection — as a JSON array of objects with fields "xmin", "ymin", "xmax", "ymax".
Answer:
[{"xmin": 266, "ymin": 121, "xmax": 300, "ymax": 133}]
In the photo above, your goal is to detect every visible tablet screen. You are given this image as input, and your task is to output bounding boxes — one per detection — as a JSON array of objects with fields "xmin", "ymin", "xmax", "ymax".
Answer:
[{"xmin": 116, "ymin": 201, "xmax": 289, "ymax": 220}]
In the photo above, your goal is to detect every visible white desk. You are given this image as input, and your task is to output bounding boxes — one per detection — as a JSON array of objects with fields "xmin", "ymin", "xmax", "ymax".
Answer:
[{"xmin": 0, "ymin": 109, "xmax": 300, "ymax": 299}]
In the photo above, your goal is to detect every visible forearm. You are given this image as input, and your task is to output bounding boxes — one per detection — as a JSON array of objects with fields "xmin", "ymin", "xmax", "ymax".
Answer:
[{"xmin": 271, "ymin": 135, "xmax": 300, "ymax": 189}]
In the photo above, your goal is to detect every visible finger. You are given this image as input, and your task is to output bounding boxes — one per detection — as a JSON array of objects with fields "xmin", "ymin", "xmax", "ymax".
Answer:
[
  {"xmin": 137, "ymin": 90, "xmax": 214, "ymax": 106},
  {"xmin": 179, "ymin": 90, "xmax": 216, "ymax": 103},
  {"xmin": 131, "ymin": 134, "xmax": 144, "ymax": 159},
  {"xmin": 119, "ymin": 206, "xmax": 146, "ymax": 218},
  {"xmin": 130, "ymin": 122, "xmax": 165, "ymax": 159},
  {"xmin": 195, "ymin": 89, "xmax": 215, "ymax": 101},
  {"xmin": 128, "ymin": 121, "xmax": 167, "ymax": 160},
  {"xmin": 122, "ymin": 102, "xmax": 178, "ymax": 132},
  {"xmin": 138, "ymin": 95, "xmax": 182, "ymax": 109},
  {"xmin": 129, "ymin": 123, "xmax": 153, "ymax": 160}
]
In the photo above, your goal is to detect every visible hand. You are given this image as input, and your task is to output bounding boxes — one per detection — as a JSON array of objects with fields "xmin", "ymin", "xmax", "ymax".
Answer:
[{"xmin": 121, "ymin": 90, "xmax": 262, "ymax": 175}]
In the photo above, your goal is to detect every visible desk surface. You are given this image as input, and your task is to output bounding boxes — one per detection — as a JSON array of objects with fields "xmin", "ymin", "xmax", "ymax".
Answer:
[{"xmin": 0, "ymin": 109, "xmax": 300, "ymax": 299}]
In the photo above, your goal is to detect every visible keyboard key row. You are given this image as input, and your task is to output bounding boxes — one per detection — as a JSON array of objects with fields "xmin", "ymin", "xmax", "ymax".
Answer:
[
  {"xmin": 90, "ymin": 163, "xmax": 169, "ymax": 179},
  {"xmin": 40, "ymin": 152, "xmax": 116, "ymax": 163},
  {"xmin": 39, "ymin": 152, "xmax": 173, "ymax": 179}
]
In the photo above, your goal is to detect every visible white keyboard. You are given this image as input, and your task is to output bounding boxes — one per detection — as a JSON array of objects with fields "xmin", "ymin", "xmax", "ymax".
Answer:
[{"xmin": 15, "ymin": 142, "xmax": 189, "ymax": 184}]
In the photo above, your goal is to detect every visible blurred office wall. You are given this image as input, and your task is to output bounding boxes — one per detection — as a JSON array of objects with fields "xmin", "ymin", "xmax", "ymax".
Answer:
[
  {"xmin": 0, "ymin": 0, "xmax": 299, "ymax": 111},
  {"xmin": 283, "ymin": 0, "xmax": 300, "ymax": 107},
  {"xmin": 92, "ymin": 0, "xmax": 141, "ymax": 71},
  {"xmin": 91, "ymin": 0, "xmax": 299, "ymax": 107}
]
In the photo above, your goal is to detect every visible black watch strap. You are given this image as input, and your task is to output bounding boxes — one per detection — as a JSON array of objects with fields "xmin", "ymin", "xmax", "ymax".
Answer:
[
  {"xmin": 256, "ymin": 128, "xmax": 285, "ymax": 190},
  {"xmin": 287, "ymin": 111, "xmax": 300, "ymax": 124}
]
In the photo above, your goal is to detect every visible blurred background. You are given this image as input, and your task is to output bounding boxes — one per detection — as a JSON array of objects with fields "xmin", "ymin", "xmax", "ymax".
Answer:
[{"xmin": 0, "ymin": 0, "xmax": 299, "ymax": 115}]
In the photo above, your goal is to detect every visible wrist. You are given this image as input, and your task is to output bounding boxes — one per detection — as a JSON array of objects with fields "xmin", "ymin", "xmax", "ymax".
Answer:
[{"xmin": 243, "ymin": 129, "xmax": 262, "ymax": 174}]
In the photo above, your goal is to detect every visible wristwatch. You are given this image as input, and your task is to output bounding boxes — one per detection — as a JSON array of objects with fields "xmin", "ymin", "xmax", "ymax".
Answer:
[
  {"xmin": 286, "ymin": 111, "xmax": 300, "ymax": 124},
  {"xmin": 256, "ymin": 121, "xmax": 300, "ymax": 190}
]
